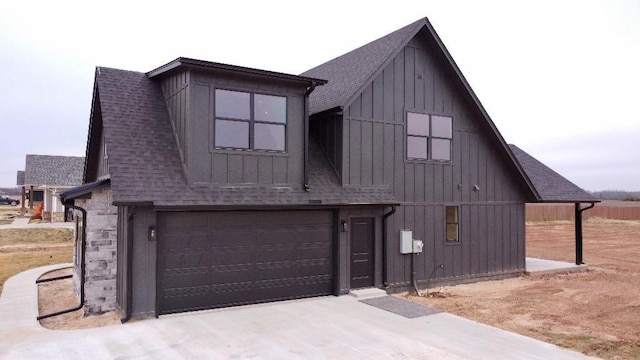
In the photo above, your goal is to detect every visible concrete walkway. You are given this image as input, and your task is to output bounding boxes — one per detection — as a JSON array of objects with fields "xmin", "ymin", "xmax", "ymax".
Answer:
[
  {"xmin": 525, "ymin": 257, "xmax": 588, "ymax": 276},
  {"xmin": 0, "ymin": 217, "xmax": 74, "ymax": 229},
  {"xmin": 0, "ymin": 265, "xmax": 598, "ymax": 359}
]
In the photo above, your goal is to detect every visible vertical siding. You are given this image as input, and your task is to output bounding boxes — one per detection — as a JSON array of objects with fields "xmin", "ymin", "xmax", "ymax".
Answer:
[
  {"xmin": 160, "ymin": 71, "xmax": 189, "ymax": 166},
  {"xmin": 338, "ymin": 31, "xmax": 527, "ymax": 287},
  {"xmin": 186, "ymin": 72, "xmax": 304, "ymax": 186}
]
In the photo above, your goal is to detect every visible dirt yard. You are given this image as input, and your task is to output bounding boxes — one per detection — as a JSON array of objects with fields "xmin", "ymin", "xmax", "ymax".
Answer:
[{"xmin": 406, "ymin": 219, "xmax": 640, "ymax": 360}]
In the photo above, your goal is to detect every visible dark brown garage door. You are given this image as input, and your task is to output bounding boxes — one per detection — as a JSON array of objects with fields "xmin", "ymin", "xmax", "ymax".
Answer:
[{"xmin": 158, "ymin": 210, "xmax": 334, "ymax": 315}]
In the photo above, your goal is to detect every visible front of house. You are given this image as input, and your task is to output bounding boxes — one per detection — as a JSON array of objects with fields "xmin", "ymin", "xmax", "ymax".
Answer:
[{"xmin": 62, "ymin": 18, "xmax": 595, "ymax": 320}]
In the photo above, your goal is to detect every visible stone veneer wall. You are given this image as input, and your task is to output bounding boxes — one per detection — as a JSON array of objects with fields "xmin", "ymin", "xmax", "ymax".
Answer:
[{"xmin": 72, "ymin": 186, "xmax": 118, "ymax": 314}]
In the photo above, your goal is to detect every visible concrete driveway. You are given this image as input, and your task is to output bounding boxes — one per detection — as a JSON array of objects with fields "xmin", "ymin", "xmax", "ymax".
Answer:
[{"xmin": 0, "ymin": 265, "xmax": 596, "ymax": 360}]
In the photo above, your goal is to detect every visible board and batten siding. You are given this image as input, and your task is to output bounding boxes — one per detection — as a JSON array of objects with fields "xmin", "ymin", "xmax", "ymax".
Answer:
[
  {"xmin": 331, "ymin": 33, "xmax": 527, "ymax": 285},
  {"xmin": 160, "ymin": 71, "xmax": 190, "ymax": 166},
  {"xmin": 161, "ymin": 70, "xmax": 307, "ymax": 187}
]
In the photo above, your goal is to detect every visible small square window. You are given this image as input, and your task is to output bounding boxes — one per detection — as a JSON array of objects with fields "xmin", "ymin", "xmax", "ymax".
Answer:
[
  {"xmin": 406, "ymin": 111, "xmax": 453, "ymax": 162},
  {"xmin": 432, "ymin": 138, "xmax": 451, "ymax": 161},
  {"xmin": 255, "ymin": 123, "xmax": 285, "ymax": 151},
  {"xmin": 215, "ymin": 90, "xmax": 250, "ymax": 120},
  {"xmin": 407, "ymin": 136, "xmax": 428, "ymax": 159},
  {"xmin": 431, "ymin": 115, "xmax": 452, "ymax": 138},
  {"xmin": 215, "ymin": 120, "xmax": 249, "ymax": 148},
  {"xmin": 255, "ymin": 94, "xmax": 286, "ymax": 123},
  {"xmin": 407, "ymin": 112, "xmax": 429, "ymax": 136}
]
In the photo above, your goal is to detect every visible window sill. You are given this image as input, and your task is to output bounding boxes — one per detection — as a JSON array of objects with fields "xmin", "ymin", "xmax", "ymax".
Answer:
[
  {"xmin": 445, "ymin": 240, "xmax": 461, "ymax": 246},
  {"xmin": 211, "ymin": 148, "xmax": 289, "ymax": 156},
  {"xmin": 405, "ymin": 159, "xmax": 454, "ymax": 165}
]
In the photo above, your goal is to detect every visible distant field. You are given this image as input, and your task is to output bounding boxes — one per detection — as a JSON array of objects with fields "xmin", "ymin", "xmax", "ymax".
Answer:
[{"xmin": 527, "ymin": 200, "xmax": 640, "ymax": 222}]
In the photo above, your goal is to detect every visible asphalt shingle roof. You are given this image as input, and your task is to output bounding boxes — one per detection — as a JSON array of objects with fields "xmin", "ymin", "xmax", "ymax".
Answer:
[
  {"xmin": 22, "ymin": 155, "xmax": 84, "ymax": 187},
  {"xmin": 94, "ymin": 67, "xmax": 396, "ymax": 207},
  {"xmin": 301, "ymin": 19, "xmax": 424, "ymax": 115},
  {"xmin": 509, "ymin": 145, "xmax": 598, "ymax": 203},
  {"xmin": 16, "ymin": 171, "xmax": 24, "ymax": 186}
]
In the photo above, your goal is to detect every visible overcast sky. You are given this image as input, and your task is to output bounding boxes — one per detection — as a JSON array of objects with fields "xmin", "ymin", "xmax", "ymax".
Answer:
[{"xmin": 1, "ymin": 0, "xmax": 638, "ymax": 191}]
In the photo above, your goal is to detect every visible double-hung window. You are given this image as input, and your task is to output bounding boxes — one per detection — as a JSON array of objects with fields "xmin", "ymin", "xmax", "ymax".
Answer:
[
  {"xmin": 214, "ymin": 89, "xmax": 286, "ymax": 151},
  {"xmin": 445, "ymin": 206, "xmax": 459, "ymax": 243},
  {"xmin": 406, "ymin": 112, "xmax": 453, "ymax": 161}
]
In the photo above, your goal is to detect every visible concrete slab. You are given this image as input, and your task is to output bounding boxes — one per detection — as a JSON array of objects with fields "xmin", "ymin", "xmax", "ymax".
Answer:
[
  {"xmin": 349, "ymin": 288, "xmax": 387, "ymax": 300},
  {"xmin": 0, "ymin": 265, "xmax": 597, "ymax": 360},
  {"xmin": 526, "ymin": 257, "xmax": 588, "ymax": 276}
]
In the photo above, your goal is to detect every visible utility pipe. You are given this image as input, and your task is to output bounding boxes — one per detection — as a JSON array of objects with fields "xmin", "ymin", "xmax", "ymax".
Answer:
[
  {"xmin": 121, "ymin": 208, "xmax": 136, "ymax": 323},
  {"xmin": 303, "ymin": 82, "xmax": 317, "ymax": 192},
  {"xmin": 37, "ymin": 199, "xmax": 87, "ymax": 321},
  {"xmin": 382, "ymin": 206, "xmax": 396, "ymax": 287},
  {"xmin": 411, "ymin": 252, "xmax": 422, "ymax": 296}
]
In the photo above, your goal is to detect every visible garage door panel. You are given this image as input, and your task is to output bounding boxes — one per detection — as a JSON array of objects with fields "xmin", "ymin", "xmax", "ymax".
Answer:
[
  {"xmin": 212, "ymin": 212, "xmax": 257, "ymax": 228},
  {"xmin": 212, "ymin": 245, "xmax": 253, "ymax": 265},
  {"xmin": 163, "ymin": 267, "xmax": 210, "ymax": 288},
  {"xmin": 164, "ymin": 212, "xmax": 209, "ymax": 230},
  {"xmin": 256, "ymin": 243, "xmax": 296, "ymax": 262},
  {"xmin": 164, "ymin": 233, "xmax": 210, "ymax": 250},
  {"xmin": 159, "ymin": 210, "xmax": 334, "ymax": 314}
]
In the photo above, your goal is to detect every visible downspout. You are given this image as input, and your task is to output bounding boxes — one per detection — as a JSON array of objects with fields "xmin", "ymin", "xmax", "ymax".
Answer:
[
  {"xmin": 382, "ymin": 206, "xmax": 396, "ymax": 287},
  {"xmin": 303, "ymin": 82, "xmax": 317, "ymax": 192},
  {"xmin": 121, "ymin": 207, "xmax": 135, "ymax": 323},
  {"xmin": 575, "ymin": 202, "xmax": 596, "ymax": 265},
  {"xmin": 37, "ymin": 196, "xmax": 87, "ymax": 321}
]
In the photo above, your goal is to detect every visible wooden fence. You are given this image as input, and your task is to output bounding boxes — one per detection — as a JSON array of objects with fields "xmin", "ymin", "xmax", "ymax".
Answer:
[{"xmin": 526, "ymin": 202, "xmax": 640, "ymax": 222}]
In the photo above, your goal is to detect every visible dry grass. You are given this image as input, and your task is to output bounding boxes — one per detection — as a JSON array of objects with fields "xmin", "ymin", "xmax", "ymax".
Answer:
[{"xmin": 0, "ymin": 228, "xmax": 73, "ymax": 294}]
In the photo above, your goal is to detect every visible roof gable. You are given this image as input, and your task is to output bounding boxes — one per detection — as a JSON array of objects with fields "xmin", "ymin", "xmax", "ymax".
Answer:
[
  {"xmin": 509, "ymin": 145, "xmax": 598, "ymax": 203},
  {"xmin": 23, "ymin": 155, "xmax": 84, "ymax": 187},
  {"xmin": 302, "ymin": 17, "xmax": 538, "ymax": 200}
]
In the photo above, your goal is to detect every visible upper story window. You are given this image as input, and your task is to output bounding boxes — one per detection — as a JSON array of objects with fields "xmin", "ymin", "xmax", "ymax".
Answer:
[
  {"xmin": 214, "ymin": 89, "xmax": 287, "ymax": 151},
  {"xmin": 406, "ymin": 112, "xmax": 453, "ymax": 161}
]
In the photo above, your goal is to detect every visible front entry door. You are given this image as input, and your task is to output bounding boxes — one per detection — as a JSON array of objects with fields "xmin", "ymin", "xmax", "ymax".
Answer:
[{"xmin": 350, "ymin": 217, "xmax": 374, "ymax": 289}]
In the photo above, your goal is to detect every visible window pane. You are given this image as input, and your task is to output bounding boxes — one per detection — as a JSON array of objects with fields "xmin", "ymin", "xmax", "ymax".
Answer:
[
  {"xmin": 215, "ymin": 120, "xmax": 249, "ymax": 148},
  {"xmin": 407, "ymin": 112, "xmax": 429, "ymax": 136},
  {"xmin": 446, "ymin": 224, "xmax": 459, "ymax": 242},
  {"xmin": 432, "ymin": 115, "xmax": 452, "ymax": 138},
  {"xmin": 255, "ymin": 94, "xmax": 286, "ymax": 123},
  {"xmin": 432, "ymin": 138, "xmax": 451, "ymax": 161},
  {"xmin": 255, "ymin": 123, "xmax": 285, "ymax": 151},
  {"xmin": 407, "ymin": 136, "xmax": 427, "ymax": 159},
  {"xmin": 446, "ymin": 206, "xmax": 458, "ymax": 223},
  {"xmin": 215, "ymin": 90, "xmax": 250, "ymax": 119}
]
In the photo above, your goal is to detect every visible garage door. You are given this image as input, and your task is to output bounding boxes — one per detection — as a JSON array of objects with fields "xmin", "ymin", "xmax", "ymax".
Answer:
[{"xmin": 158, "ymin": 210, "xmax": 334, "ymax": 315}]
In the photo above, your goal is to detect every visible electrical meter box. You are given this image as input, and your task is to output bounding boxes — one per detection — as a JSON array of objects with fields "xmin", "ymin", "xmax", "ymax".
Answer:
[
  {"xmin": 413, "ymin": 239, "xmax": 424, "ymax": 253},
  {"xmin": 400, "ymin": 230, "xmax": 413, "ymax": 254}
]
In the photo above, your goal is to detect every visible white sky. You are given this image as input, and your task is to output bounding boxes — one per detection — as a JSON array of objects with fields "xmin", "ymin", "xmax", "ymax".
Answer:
[{"xmin": 1, "ymin": 0, "xmax": 638, "ymax": 191}]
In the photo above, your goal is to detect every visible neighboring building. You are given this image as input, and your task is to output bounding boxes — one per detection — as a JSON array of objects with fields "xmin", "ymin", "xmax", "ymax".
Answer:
[
  {"xmin": 17, "ymin": 155, "xmax": 84, "ymax": 220},
  {"xmin": 62, "ymin": 17, "xmax": 597, "ymax": 320}
]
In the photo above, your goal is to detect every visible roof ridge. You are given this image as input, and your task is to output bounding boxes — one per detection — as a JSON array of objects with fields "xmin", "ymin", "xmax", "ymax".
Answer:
[{"xmin": 301, "ymin": 18, "xmax": 427, "ymax": 114}]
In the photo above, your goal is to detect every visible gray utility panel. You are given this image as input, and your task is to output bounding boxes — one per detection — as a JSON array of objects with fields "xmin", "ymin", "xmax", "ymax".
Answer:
[{"xmin": 158, "ymin": 210, "xmax": 335, "ymax": 314}]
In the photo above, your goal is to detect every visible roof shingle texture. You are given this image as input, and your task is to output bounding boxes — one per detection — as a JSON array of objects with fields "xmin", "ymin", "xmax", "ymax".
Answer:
[
  {"xmin": 22, "ymin": 155, "xmax": 84, "ymax": 187},
  {"xmin": 96, "ymin": 67, "xmax": 396, "ymax": 207},
  {"xmin": 301, "ymin": 19, "xmax": 424, "ymax": 115},
  {"xmin": 509, "ymin": 145, "xmax": 598, "ymax": 203}
]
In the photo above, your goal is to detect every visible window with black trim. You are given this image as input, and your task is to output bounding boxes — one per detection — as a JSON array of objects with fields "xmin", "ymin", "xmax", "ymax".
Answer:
[
  {"xmin": 445, "ymin": 206, "xmax": 459, "ymax": 243},
  {"xmin": 214, "ymin": 89, "xmax": 286, "ymax": 151},
  {"xmin": 407, "ymin": 112, "xmax": 452, "ymax": 161}
]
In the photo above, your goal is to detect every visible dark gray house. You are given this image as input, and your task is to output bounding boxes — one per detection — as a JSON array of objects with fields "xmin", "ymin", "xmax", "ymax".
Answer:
[{"xmin": 62, "ymin": 17, "xmax": 596, "ymax": 320}]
